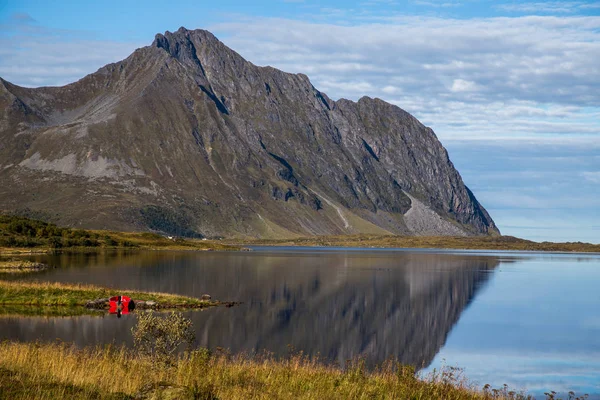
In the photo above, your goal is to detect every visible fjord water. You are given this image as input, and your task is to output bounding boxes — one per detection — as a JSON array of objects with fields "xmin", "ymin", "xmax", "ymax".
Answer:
[{"xmin": 1, "ymin": 248, "xmax": 599, "ymax": 397}]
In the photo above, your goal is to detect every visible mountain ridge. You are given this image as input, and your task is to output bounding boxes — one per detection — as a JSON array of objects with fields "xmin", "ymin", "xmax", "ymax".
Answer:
[{"xmin": 0, "ymin": 27, "xmax": 498, "ymax": 238}]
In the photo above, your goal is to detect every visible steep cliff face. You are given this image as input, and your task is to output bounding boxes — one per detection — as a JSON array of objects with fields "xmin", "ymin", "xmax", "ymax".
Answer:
[{"xmin": 0, "ymin": 27, "xmax": 498, "ymax": 238}]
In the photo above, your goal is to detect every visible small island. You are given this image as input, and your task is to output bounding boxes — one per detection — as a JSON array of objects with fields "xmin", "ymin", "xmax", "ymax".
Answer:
[
  {"xmin": 0, "ymin": 280, "xmax": 236, "ymax": 317},
  {"xmin": 0, "ymin": 259, "xmax": 48, "ymax": 273}
]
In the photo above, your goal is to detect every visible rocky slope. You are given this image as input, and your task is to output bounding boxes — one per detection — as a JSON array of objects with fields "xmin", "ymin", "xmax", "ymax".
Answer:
[{"xmin": 0, "ymin": 27, "xmax": 498, "ymax": 238}]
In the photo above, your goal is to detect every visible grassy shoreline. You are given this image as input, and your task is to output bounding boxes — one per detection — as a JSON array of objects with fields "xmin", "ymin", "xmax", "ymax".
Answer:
[
  {"xmin": 0, "ymin": 341, "xmax": 533, "ymax": 400},
  {"xmin": 0, "ymin": 214, "xmax": 242, "ymax": 255},
  {"xmin": 230, "ymin": 234, "xmax": 600, "ymax": 253},
  {"xmin": 0, "ymin": 234, "xmax": 241, "ymax": 255},
  {"xmin": 0, "ymin": 281, "xmax": 222, "ymax": 310},
  {"xmin": 3, "ymin": 214, "xmax": 598, "ymax": 254}
]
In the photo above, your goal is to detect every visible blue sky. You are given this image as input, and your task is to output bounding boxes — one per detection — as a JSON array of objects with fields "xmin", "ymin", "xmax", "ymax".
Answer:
[{"xmin": 0, "ymin": 0, "xmax": 599, "ymax": 242}]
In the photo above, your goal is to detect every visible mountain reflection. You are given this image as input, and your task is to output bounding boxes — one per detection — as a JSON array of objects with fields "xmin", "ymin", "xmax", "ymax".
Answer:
[{"xmin": 0, "ymin": 249, "xmax": 499, "ymax": 368}]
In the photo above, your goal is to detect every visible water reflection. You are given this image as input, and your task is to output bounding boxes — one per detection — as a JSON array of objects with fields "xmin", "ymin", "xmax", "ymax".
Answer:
[{"xmin": 0, "ymin": 249, "xmax": 499, "ymax": 368}]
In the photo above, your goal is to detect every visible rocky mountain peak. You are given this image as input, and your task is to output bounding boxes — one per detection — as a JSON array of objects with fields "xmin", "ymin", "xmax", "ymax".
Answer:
[
  {"xmin": 0, "ymin": 28, "xmax": 499, "ymax": 238},
  {"xmin": 152, "ymin": 27, "xmax": 221, "ymax": 64}
]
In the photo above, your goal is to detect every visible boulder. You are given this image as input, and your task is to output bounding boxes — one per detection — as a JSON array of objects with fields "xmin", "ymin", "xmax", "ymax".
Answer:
[{"xmin": 85, "ymin": 298, "xmax": 109, "ymax": 309}]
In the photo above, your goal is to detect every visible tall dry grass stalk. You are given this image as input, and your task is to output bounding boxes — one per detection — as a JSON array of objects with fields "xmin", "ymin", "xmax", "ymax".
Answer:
[{"xmin": 0, "ymin": 341, "xmax": 538, "ymax": 400}]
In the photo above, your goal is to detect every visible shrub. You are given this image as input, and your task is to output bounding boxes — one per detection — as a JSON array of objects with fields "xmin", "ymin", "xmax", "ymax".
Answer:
[
  {"xmin": 103, "ymin": 236, "xmax": 118, "ymax": 247},
  {"xmin": 48, "ymin": 237, "xmax": 63, "ymax": 249},
  {"xmin": 139, "ymin": 205, "xmax": 200, "ymax": 238},
  {"xmin": 131, "ymin": 311, "xmax": 196, "ymax": 367}
]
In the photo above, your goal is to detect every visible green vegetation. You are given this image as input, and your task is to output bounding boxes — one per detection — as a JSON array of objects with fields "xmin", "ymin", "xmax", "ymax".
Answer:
[
  {"xmin": 0, "ymin": 341, "xmax": 539, "ymax": 400},
  {"xmin": 0, "ymin": 214, "xmax": 100, "ymax": 249},
  {"xmin": 0, "ymin": 214, "xmax": 240, "ymax": 254},
  {"xmin": 0, "ymin": 281, "xmax": 216, "ymax": 309},
  {"xmin": 132, "ymin": 311, "xmax": 196, "ymax": 366},
  {"xmin": 139, "ymin": 204, "xmax": 201, "ymax": 238},
  {"xmin": 233, "ymin": 234, "xmax": 600, "ymax": 253}
]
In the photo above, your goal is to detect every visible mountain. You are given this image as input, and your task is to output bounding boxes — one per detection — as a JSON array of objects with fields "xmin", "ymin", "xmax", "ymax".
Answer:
[{"xmin": 0, "ymin": 27, "xmax": 498, "ymax": 238}]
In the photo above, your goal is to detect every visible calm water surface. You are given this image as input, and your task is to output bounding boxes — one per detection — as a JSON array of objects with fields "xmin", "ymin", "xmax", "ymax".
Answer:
[{"xmin": 1, "ymin": 247, "xmax": 599, "ymax": 397}]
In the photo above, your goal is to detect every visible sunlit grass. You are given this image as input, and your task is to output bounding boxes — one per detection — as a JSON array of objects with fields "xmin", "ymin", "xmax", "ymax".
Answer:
[
  {"xmin": 0, "ymin": 341, "xmax": 538, "ymax": 400},
  {"xmin": 0, "ymin": 281, "xmax": 214, "ymax": 308},
  {"xmin": 93, "ymin": 230, "xmax": 241, "ymax": 252}
]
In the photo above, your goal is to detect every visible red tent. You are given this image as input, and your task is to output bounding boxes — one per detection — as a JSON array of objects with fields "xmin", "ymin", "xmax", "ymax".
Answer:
[{"xmin": 109, "ymin": 295, "xmax": 133, "ymax": 316}]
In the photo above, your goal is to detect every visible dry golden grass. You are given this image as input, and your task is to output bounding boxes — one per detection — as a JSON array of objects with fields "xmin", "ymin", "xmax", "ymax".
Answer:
[
  {"xmin": 0, "ymin": 247, "xmax": 49, "ymax": 255},
  {"xmin": 232, "ymin": 234, "xmax": 600, "ymax": 253},
  {"xmin": 0, "ymin": 341, "xmax": 534, "ymax": 400},
  {"xmin": 97, "ymin": 230, "xmax": 241, "ymax": 252}
]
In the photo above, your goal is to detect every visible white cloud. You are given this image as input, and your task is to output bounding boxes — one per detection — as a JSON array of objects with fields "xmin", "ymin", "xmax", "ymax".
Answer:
[
  {"xmin": 497, "ymin": 2, "xmax": 600, "ymax": 14},
  {"xmin": 381, "ymin": 85, "xmax": 401, "ymax": 94},
  {"xmin": 209, "ymin": 15, "xmax": 600, "ymax": 141},
  {"xmin": 413, "ymin": 1, "xmax": 463, "ymax": 8},
  {"xmin": 581, "ymin": 171, "xmax": 600, "ymax": 183},
  {"xmin": 319, "ymin": 80, "xmax": 375, "ymax": 94},
  {"xmin": 450, "ymin": 79, "xmax": 478, "ymax": 92},
  {"xmin": 2, "ymin": 12, "xmax": 600, "ymax": 143},
  {"xmin": 0, "ymin": 14, "xmax": 141, "ymax": 87}
]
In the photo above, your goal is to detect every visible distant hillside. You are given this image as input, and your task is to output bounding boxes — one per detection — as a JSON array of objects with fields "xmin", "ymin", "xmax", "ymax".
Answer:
[
  {"xmin": 0, "ymin": 27, "xmax": 498, "ymax": 238},
  {"xmin": 0, "ymin": 214, "xmax": 237, "ymax": 252}
]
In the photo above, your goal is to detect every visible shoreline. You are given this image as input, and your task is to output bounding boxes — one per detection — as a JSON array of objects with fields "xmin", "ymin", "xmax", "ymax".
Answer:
[
  {"xmin": 5, "ymin": 243, "xmax": 599, "ymax": 257},
  {"xmin": 243, "ymin": 243, "xmax": 600, "ymax": 256},
  {"xmin": 3, "ymin": 214, "xmax": 597, "ymax": 254},
  {"xmin": 0, "ymin": 242, "xmax": 244, "ymax": 256},
  {"xmin": 227, "ymin": 234, "xmax": 600, "ymax": 254}
]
